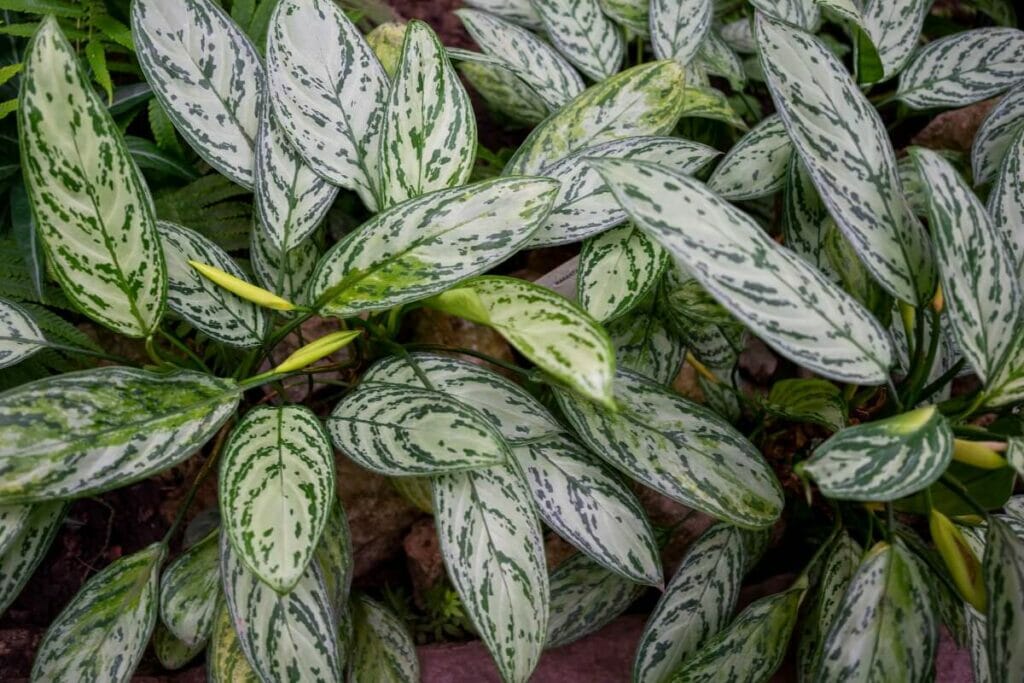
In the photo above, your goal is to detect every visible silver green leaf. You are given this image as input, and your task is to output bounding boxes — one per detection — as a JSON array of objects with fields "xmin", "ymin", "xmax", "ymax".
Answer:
[
  {"xmin": 593, "ymin": 158, "xmax": 895, "ymax": 384},
  {"xmin": 599, "ymin": 0, "xmax": 648, "ymax": 35},
  {"xmin": 328, "ymin": 382, "xmax": 509, "ymax": 475},
  {"xmin": 153, "ymin": 623, "xmax": 205, "ymax": 670},
  {"xmin": 379, "ymin": 21, "xmax": 476, "ymax": 208},
  {"xmin": 0, "ymin": 367, "xmax": 239, "ymax": 503},
  {"xmin": 505, "ymin": 60, "xmax": 686, "ymax": 176},
  {"xmin": 432, "ymin": 461, "xmax": 548, "ymax": 683},
  {"xmin": 0, "ymin": 502, "xmax": 64, "ymax": 615},
  {"xmin": 765, "ymin": 378, "xmax": 846, "ymax": 432},
  {"xmin": 0, "ymin": 503, "xmax": 30, "ymax": 557},
  {"xmin": 973, "ymin": 83, "xmax": 1024, "ymax": 185},
  {"xmin": 859, "ymin": 0, "xmax": 932, "ymax": 81},
  {"xmin": 607, "ymin": 305, "xmax": 685, "ymax": 385},
  {"xmin": 221, "ymin": 537, "xmax": 342, "ymax": 683},
  {"xmin": 158, "ymin": 221, "xmax": 270, "ymax": 348},
  {"xmin": 578, "ymin": 223, "xmax": 668, "ymax": 323},
  {"xmin": 132, "ymin": 0, "xmax": 263, "ymax": 188},
  {"xmin": 707, "ymin": 114, "xmax": 793, "ymax": 201},
  {"xmin": 750, "ymin": 0, "xmax": 820, "ymax": 28},
  {"xmin": 349, "ymin": 594, "xmax": 419, "ymax": 683},
  {"xmin": 315, "ymin": 499, "xmax": 354, "ymax": 618},
  {"xmin": 556, "ymin": 369, "xmax": 783, "ymax": 528},
  {"xmin": 802, "ymin": 406, "xmax": 952, "ymax": 502},
  {"xmin": 250, "ymin": 228, "xmax": 319, "ymax": 307},
  {"xmin": 697, "ymin": 31, "xmax": 746, "ymax": 90},
  {"xmin": 457, "ymin": 60, "xmax": 548, "ymax": 126},
  {"xmin": 782, "ymin": 158, "xmax": 838, "ymax": 281},
  {"xmin": 309, "ymin": 177, "xmax": 558, "ymax": 318},
  {"xmin": 463, "ymin": 0, "xmax": 542, "ymax": 28},
  {"xmin": 20, "ymin": 17, "xmax": 166, "ymax": 338},
  {"xmin": 757, "ymin": 14, "xmax": 937, "ymax": 305},
  {"xmin": 0, "ymin": 298, "xmax": 45, "ymax": 369},
  {"xmin": 721, "ymin": 18, "xmax": 756, "ymax": 53},
  {"xmin": 985, "ymin": 516, "xmax": 1024, "ymax": 683},
  {"xmin": 208, "ymin": 604, "xmax": 260, "ymax": 683},
  {"xmin": 267, "ymin": 0, "xmax": 389, "ymax": 209},
  {"xmin": 989, "ymin": 127, "xmax": 1024, "ymax": 280},
  {"xmin": 817, "ymin": 541, "xmax": 937, "ymax": 682},
  {"xmin": 31, "ymin": 543, "xmax": 165, "ymax": 682},
  {"xmin": 677, "ymin": 84, "xmax": 747, "ymax": 129},
  {"xmin": 220, "ymin": 405, "xmax": 335, "ymax": 593},
  {"xmin": 649, "ymin": 0, "xmax": 711, "ymax": 66},
  {"xmin": 533, "ymin": 0, "xmax": 624, "ymax": 81},
  {"xmin": 897, "ymin": 28, "xmax": 1024, "ymax": 109},
  {"xmin": 659, "ymin": 265, "xmax": 745, "ymax": 370},
  {"xmin": 159, "ymin": 530, "xmax": 219, "ymax": 648}
]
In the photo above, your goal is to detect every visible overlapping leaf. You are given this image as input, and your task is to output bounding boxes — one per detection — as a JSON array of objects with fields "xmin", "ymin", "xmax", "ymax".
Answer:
[
  {"xmin": 750, "ymin": 0, "xmax": 820, "ymax": 28},
  {"xmin": 315, "ymin": 500, "xmax": 354, "ymax": 618},
  {"xmin": 984, "ymin": 516, "xmax": 1024, "ymax": 683},
  {"xmin": 0, "ymin": 502, "xmax": 64, "ymax": 615},
  {"xmin": 649, "ymin": 0, "xmax": 710, "ymax": 67},
  {"xmin": 707, "ymin": 114, "xmax": 792, "ymax": 201},
  {"xmin": 456, "ymin": 60, "xmax": 548, "ymax": 125},
  {"xmin": 697, "ymin": 31, "xmax": 746, "ymax": 89},
  {"xmin": 989, "ymin": 128, "xmax": 1024, "ymax": 281},
  {"xmin": 782, "ymin": 158, "xmax": 838, "ymax": 281},
  {"xmin": 0, "ymin": 504, "xmax": 30, "ymax": 557},
  {"xmin": 973, "ymin": 83, "xmax": 1024, "ymax": 185},
  {"xmin": 765, "ymin": 378, "xmax": 846, "ymax": 432},
  {"xmin": 533, "ymin": 0, "xmax": 624, "ymax": 81},
  {"xmin": 250, "ymin": 228, "xmax": 319, "ymax": 307},
  {"xmin": 154, "ymin": 623, "xmax": 205, "ymax": 671},
  {"xmin": 207, "ymin": 605, "xmax": 259, "ymax": 683},
  {"xmin": 0, "ymin": 298, "xmax": 45, "ymax": 369},
  {"xmin": 578, "ymin": 224, "xmax": 668, "ymax": 323},
  {"xmin": 859, "ymin": 0, "xmax": 931, "ymax": 82},
  {"xmin": 546, "ymin": 552, "xmax": 645, "ymax": 648},
  {"xmin": 600, "ymin": 0, "xmax": 648, "ymax": 35},
  {"xmin": 349, "ymin": 594, "xmax": 419, "ymax": 682},
  {"xmin": 462, "ymin": 0, "xmax": 542, "ymax": 28},
  {"xmin": 606, "ymin": 306, "xmax": 684, "ymax": 386},
  {"xmin": 159, "ymin": 530, "xmax": 219, "ymax": 648}
]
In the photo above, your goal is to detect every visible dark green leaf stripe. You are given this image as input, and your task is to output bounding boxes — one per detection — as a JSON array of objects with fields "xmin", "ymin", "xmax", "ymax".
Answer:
[
  {"xmin": 751, "ymin": 0, "xmax": 819, "ymax": 28},
  {"xmin": 697, "ymin": 31, "xmax": 746, "ymax": 90},
  {"xmin": 159, "ymin": 221, "xmax": 269, "ymax": 348},
  {"xmin": 349, "ymin": 594, "xmax": 419, "ymax": 682},
  {"xmin": 463, "ymin": 0, "xmax": 542, "ymax": 27},
  {"xmin": 988, "ymin": 128, "xmax": 1024, "ymax": 295},
  {"xmin": 132, "ymin": 0, "xmax": 263, "ymax": 188},
  {"xmin": 546, "ymin": 552, "xmax": 645, "ymax": 649},
  {"xmin": 0, "ymin": 503, "xmax": 30, "ymax": 557},
  {"xmin": 600, "ymin": 0, "xmax": 648, "ymax": 35},
  {"xmin": 457, "ymin": 60, "xmax": 548, "ymax": 126},
  {"xmin": 972, "ymin": 83, "xmax": 1024, "ymax": 184},
  {"xmin": 250, "ymin": 227, "xmax": 319, "ymax": 307},
  {"xmin": 19, "ymin": 18, "xmax": 166, "ymax": 338},
  {"xmin": 607, "ymin": 304, "xmax": 685, "ymax": 385},
  {"xmin": 0, "ymin": 502, "xmax": 64, "ymax": 615},
  {"xmin": 533, "ymin": 0, "xmax": 624, "ymax": 81},
  {"xmin": 0, "ymin": 367, "xmax": 239, "ymax": 503},
  {"xmin": 159, "ymin": 530, "xmax": 219, "ymax": 648},
  {"xmin": 208, "ymin": 605, "xmax": 260, "ymax": 683},
  {"xmin": 765, "ymin": 378, "xmax": 846, "ymax": 432},
  {"xmin": 433, "ymin": 460, "xmax": 548, "ymax": 683},
  {"xmin": 782, "ymin": 158, "xmax": 839, "ymax": 282},
  {"xmin": 557, "ymin": 369, "xmax": 783, "ymax": 528},
  {"xmin": 220, "ymin": 405, "xmax": 335, "ymax": 592},
  {"xmin": 721, "ymin": 18, "xmax": 756, "ymax": 53},
  {"xmin": 707, "ymin": 114, "xmax": 792, "ymax": 201},
  {"xmin": 328, "ymin": 383, "xmax": 509, "ymax": 475},
  {"xmin": 897, "ymin": 28, "xmax": 1024, "ymax": 109},
  {"xmin": 315, "ymin": 499, "xmax": 354, "ymax": 619},
  {"xmin": 32, "ymin": 543, "xmax": 164, "ymax": 682},
  {"xmin": 379, "ymin": 21, "xmax": 476, "ymax": 208},
  {"xmin": 578, "ymin": 223, "xmax": 668, "ymax": 323},
  {"xmin": 658, "ymin": 265, "xmax": 744, "ymax": 371},
  {"xmin": 649, "ymin": 0, "xmax": 711, "ymax": 66},
  {"xmin": 985, "ymin": 517, "xmax": 1024, "ymax": 683},
  {"xmin": 0, "ymin": 298, "xmax": 45, "ymax": 369},
  {"xmin": 309, "ymin": 177, "xmax": 558, "ymax": 318},
  {"xmin": 153, "ymin": 623, "xmax": 205, "ymax": 670},
  {"xmin": 859, "ymin": 0, "xmax": 931, "ymax": 81}
]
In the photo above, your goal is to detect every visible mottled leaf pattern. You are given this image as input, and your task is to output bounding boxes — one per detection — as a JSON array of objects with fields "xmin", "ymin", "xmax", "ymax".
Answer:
[
  {"xmin": 985, "ymin": 516, "xmax": 1024, "ymax": 683},
  {"xmin": 765, "ymin": 378, "xmax": 846, "ymax": 432},
  {"xmin": 782, "ymin": 158, "xmax": 838, "ymax": 280},
  {"xmin": 250, "ymin": 228, "xmax": 319, "ymax": 307},
  {"xmin": 707, "ymin": 115, "xmax": 793, "ymax": 201},
  {"xmin": 349, "ymin": 594, "xmax": 419, "ymax": 683},
  {"xmin": 973, "ymin": 83, "xmax": 1024, "ymax": 185},
  {"xmin": 606, "ymin": 305, "xmax": 685, "ymax": 385},
  {"xmin": 159, "ymin": 530, "xmax": 219, "ymax": 647},
  {"xmin": 697, "ymin": 31, "xmax": 746, "ymax": 89},
  {"xmin": 533, "ymin": 0, "xmax": 624, "ymax": 81},
  {"xmin": 578, "ymin": 224, "xmax": 668, "ymax": 323},
  {"xmin": 649, "ymin": 0, "xmax": 711, "ymax": 66},
  {"xmin": 0, "ymin": 502, "xmax": 64, "ymax": 615},
  {"xmin": 457, "ymin": 60, "xmax": 548, "ymax": 125},
  {"xmin": 0, "ymin": 504, "xmax": 30, "ymax": 557},
  {"xmin": 208, "ymin": 605, "xmax": 259, "ymax": 683},
  {"xmin": 546, "ymin": 552, "xmax": 644, "ymax": 648},
  {"xmin": 599, "ymin": 0, "xmax": 648, "ymax": 35},
  {"xmin": 750, "ymin": 0, "xmax": 820, "ymax": 28},
  {"xmin": 989, "ymin": 127, "xmax": 1024, "ymax": 282},
  {"xmin": 154, "ymin": 623, "xmax": 205, "ymax": 670},
  {"xmin": 0, "ymin": 298, "xmax": 45, "ymax": 369},
  {"xmin": 462, "ymin": 0, "xmax": 542, "ymax": 28},
  {"xmin": 315, "ymin": 500, "xmax": 354, "ymax": 618},
  {"xmin": 859, "ymin": 0, "xmax": 931, "ymax": 81}
]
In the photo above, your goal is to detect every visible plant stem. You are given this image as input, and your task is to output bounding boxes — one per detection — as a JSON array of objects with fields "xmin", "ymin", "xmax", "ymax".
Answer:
[
  {"xmin": 158, "ymin": 328, "xmax": 211, "ymax": 373},
  {"xmin": 40, "ymin": 341, "xmax": 134, "ymax": 365},
  {"xmin": 938, "ymin": 474, "xmax": 990, "ymax": 518},
  {"xmin": 916, "ymin": 359, "xmax": 966, "ymax": 405},
  {"xmin": 161, "ymin": 421, "xmax": 232, "ymax": 545}
]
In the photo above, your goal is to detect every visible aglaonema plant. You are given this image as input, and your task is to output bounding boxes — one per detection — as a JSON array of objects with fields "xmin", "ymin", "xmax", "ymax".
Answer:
[{"xmin": 1, "ymin": 0, "xmax": 1024, "ymax": 681}]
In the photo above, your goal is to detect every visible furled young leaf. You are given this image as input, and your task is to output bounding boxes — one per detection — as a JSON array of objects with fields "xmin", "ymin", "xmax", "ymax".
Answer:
[
  {"xmin": 159, "ymin": 530, "xmax": 219, "ymax": 647},
  {"xmin": 750, "ymin": 0, "xmax": 820, "ymax": 28},
  {"xmin": 158, "ymin": 222, "xmax": 270, "ymax": 348},
  {"xmin": 220, "ymin": 405, "xmax": 334, "ymax": 593},
  {"xmin": 221, "ymin": 537, "xmax": 342, "ymax": 683},
  {"xmin": 457, "ymin": 60, "xmax": 548, "ymax": 126},
  {"xmin": 634, "ymin": 524, "xmax": 760, "ymax": 683},
  {"xmin": 757, "ymin": 14, "xmax": 937, "ymax": 305},
  {"xmin": 858, "ymin": 0, "xmax": 931, "ymax": 82},
  {"xmin": 20, "ymin": 17, "xmax": 166, "ymax": 338},
  {"xmin": 428, "ymin": 276, "xmax": 616, "ymax": 406},
  {"xmin": 432, "ymin": 461, "xmax": 548, "ymax": 683},
  {"xmin": 456, "ymin": 8, "xmax": 583, "ymax": 110},
  {"xmin": 801, "ymin": 406, "xmax": 951, "ymax": 501},
  {"xmin": 250, "ymin": 229, "xmax": 319, "ymax": 307},
  {"xmin": 782, "ymin": 158, "xmax": 838, "ymax": 280},
  {"xmin": 0, "ymin": 502, "xmax": 64, "ymax": 614},
  {"xmin": 707, "ymin": 115, "xmax": 792, "ymax": 201},
  {"xmin": 607, "ymin": 304, "xmax": 685, "ymax": 385},
  {"xmin": 267, "ymin": 0, "xmax": 389, "ymax": 209},
  {"xmin": 533, "ymin": 0, "xmax": 624, "ymax": 81},
  {"xmin": 32, "ymin": 543, "xmax": 165, "ymax": 682},
  {"xmin": 765, "ymin": 378, "xmax": 845, "ymax": 431},
  {"xmin": 0, "ymin": 298, "xmax": 45, "ymax": 369},
  {"xmin": 132, "ymin": 0, "xmax": 264, "ymax": 188},
  {"xmin": 328, "ymin": 383, "xmax": 510, "ymax": 475},
  {"xmin": 973, "ymin": 84, "xmax": 1024, "ymax": 185},
  {"xmin": 985, "ymin": 516, "xmax": 1024, "ymax": 683},
  {"xmin": 309, "ymin": 177, "xmax": 558, "ymax": 317},
  {"xmin": 578, "ymin": 224, "xmax": 668, "ymax": 323},
  {"xmin": 599, "ymin": 0, "xmax": 648, "ymax": 35},
  {"xmin": 207, "ymin": 605, "xmax": 259, "ymax": 683},
  {"xmin": 516, "ymin": 434, "xmax": 660, "ymax": 585},
  {"xmin": 649, "ymin": 0, "xmax": 711, "ymax": 66},
  {"xmin": 0, "ymin": 367, "xmax": 239, "ymax": 503},
  {"xmin": 505, "ymin": 60, "xmax": 686, "ymax": 176},
  {"xmin": 379, "ymin": 21, "xmax": 476, "ymax": 208},
  {"xmin": 154, "ymin": 623, "xmax": 205, "ymax": 670},
  {"xmin": 911, "ymin": 148, "xmax": 1020, "ymax": 383},
  {"xmin": 897, "ymin": 28, "xmax": 1024, "ymax": 109},
  {"xmin": 817, "ymin": 542, "xmax": 937, "ymax": 682},
  {"xmin": 462, "ymin": 0, "xmax": 542, "ymax": 28},
  {"xmin": 254, "ymin": 109, "xmax": 338, "ymax": 254},
  {"xmin": 349, "ymin": 594, "xmax": 419, "ymax": 683},
  {"xmin": 546, "ymin": 551, "xmax": 645, "ymax": 648},
  {"xmin": 594, "ymin": 158, "xmax": 894, "ymax": 384},
  {"xmin": 557, "ymin": 369, "xmax": 783, "ymax": 528}
]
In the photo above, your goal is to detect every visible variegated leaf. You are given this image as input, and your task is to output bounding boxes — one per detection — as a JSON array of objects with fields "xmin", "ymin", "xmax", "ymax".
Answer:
[
  {"xmin": 649, "ymin": 0, "xmax": 711, "ymax": 66},
  {"xmin": 516, "ymin": 434, "xmax": 660, "ymax": 585},
  {"xmin": 859, "ymin": 0, "xmax": 931, "ymax": 82},
  {"xmin": 349, "ymin": 594, "xmax": 419, "ymax": 682},
  {"xmin": 433, "ymin": 461, "xmax": 548, "ymax": 683},
  {"xmin": 0, "ymin": 367, "xmax": 239, "ymax": 503},
  {"xmin": 221, "ymin": 537, "xmax": 342, "ymax": 683},
  {"xmin": 32, "ymin": 543, "xmax": 164, "ymax": 682},
  {"xmin": 817, "ymin": 541, "xmax": 937, "ymax": 682},
  {"xmin": 532, "ymin": 135, "xmax": 717, "ymax": 247},
  {"xmin": 765, "ymin": 378, "xmax": 846, "ymax": 432},
  {"xmin": 0, "ymin": 298, "xmax": 45, "ymax": 369},
  {"xmin": 707, "ymin": 115, "xmax": 793, "ymax": 201},
  {"xmin": 379, "ymin": 21, "xmax": 476, "ymax": 208},
  {"xmin": 505, "ymin": 61, "xmax": 686, "ymax": 176},
  {"xmin": 456, "ymin": 8, "xmax": 583, "ymax": 110},
  {"xmin": 965, "ymin": 605, "xmax": 991, "ymax": 683},
  {"xmin": 546, "ymin": 552, "xmax": 645, "ymax": 648},
  {"xmin": 208, "ymin": 604, "xmax": 260, "ymax": 683},
  {"xmin": 0, "ymin": 504, "xmax": 31, "ymax": 557},
  {"xmin": 911, "ymin": 148, "xmax": 1020, "ymax": 383},
  {"xmin": 132, "ymin": 0, "xmax": 263, "ymax": 188},
  {"xmin": 985, "ymin": 516, "xmax": 1024, "ymax": 683},
  {"xmin": 309, "ymin": 178, "xmax": 558, "ymax": 318},
  {"xmin": 897, "ymin": 28, "xmax": 1024, "ymax": 109},
  {"xmin": 328, "ymin": 383, "xmax": 509, "ymax": 475},
  {"xmin": 677, "ymin": 85, "xmax": 747, "ymax": 129},
  {"xmin": 594, "ymin": 158, "xmax": 895, "ymax": 384},
  {"xmin": 782, "ymin": 158, "xmax": 838, "ymax": 281},
  {"xmin": 578, "ymin": 224, "xmax": 668, "ymax": 322},
  {"xmin": 154, "ymin": 623, "xmax": 205, "ymax": 670},
  {"xmin": 220, "ymin": 405, "xmax": 334, "ymax": 592},
  {"xmin": 607, "ymin": 305, "xmax": 685, "ymax": 385},
  {"xmin": 750, "ymin": 0, "xmax": 820, "ymax": 28},
  {"xmin": 599, "ymin": 0, "xmax": 648, "ymax": 35},
  {"xmin": 159, "ymin": 221, "xmax": 269, "ymax": 348},
  {"xmin": 463, "ymin": 0, "xmax": 542, "ymax": 28},
  {"xmin": 815, "ymin": 0, "xmax": 862, "ymax": 24},
  {"xmin": 160, "ymin": 530, "xmax": 219, "ymax": 647},
  {"xmin": 457, "ymin": 60, "xmax": 548, "ymax": 126},
  {"xmin": 757, "ymin": 14, "xmax": 937, "ymax": 305},
  {"xmin": 556, "ymin": 369, "xmax": 783, "ymax": 528},
  {"xmin": 20, "ymin": 17, "xmax": 165, "ymax": 338},
  {"xmin": 658, "ymin": 266, "xmax": 744, "ymax": 370},
  {"xmin": 697, "ymin": 31, "xmax": 746, "ymax": 90},
  {"xmin": 989, "ymin": 127, "xmax": 1024, "ymax": 279},
  {"xmin": 0, "ymin": 502, "xmax": 64, "ymax": 615},
  {"xmin": 721, "ymin": 18, "xmax": 756, "ymax": 53},
  {"xmin": 254, "ymin": 109, "xmax": 338, "ymax": 253},
  {"xmin": 633, "ymin": 523, "xmax": 759, "ymax": 683},
  {"xmin": 533, "ymin": 0, "xmax": 624, "ymax": 81},
  {"xmin": 250, "ymin": 228, "xmax": 319, "ymax": 307},
  {"xmin": 267, "ymin": 0, "xmax": 389, "ymax": 209},
  {"xmin": 973, "ymin": 83, "xmax": 1024, "ymax": 185},
  {"xmin": 316, "ymin": 499, "xmax": 354, "ymax": 618},
  {"xmin": 1006, "ymin": 495, "xmax": 1024, "ymax": 521},
  {"xmin": 430, "ymin": 276, "xmax": 616, "ymax": 406}
]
